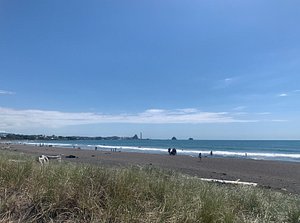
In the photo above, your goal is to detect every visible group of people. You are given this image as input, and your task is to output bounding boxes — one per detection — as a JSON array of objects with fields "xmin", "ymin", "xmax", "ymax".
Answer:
[
  {"xmin": 168, "ymin": 148, "xmax": 177, "ymax": 155},
  {"xmin": 198, "ymin": 150, "xmax": 213, "ymax": 160},
  {"xmin": 168, "ymin": 148, "xmax": 214, "ymax": 158}
]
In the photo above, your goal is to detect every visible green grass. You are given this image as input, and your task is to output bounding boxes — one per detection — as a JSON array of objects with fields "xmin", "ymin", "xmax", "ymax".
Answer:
[{"xmin": 0, "ymin": 151, "xmax": 299, "ymax": 222}]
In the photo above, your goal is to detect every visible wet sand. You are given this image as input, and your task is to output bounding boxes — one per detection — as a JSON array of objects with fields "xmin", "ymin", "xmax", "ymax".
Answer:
[{"xmin": 2, "ymin": 143, "xmax": 300, "ymax": 194}]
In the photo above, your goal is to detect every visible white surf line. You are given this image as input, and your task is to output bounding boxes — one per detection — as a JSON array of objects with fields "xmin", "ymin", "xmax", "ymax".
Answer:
[{"xmin": 199, "ymin": 178, "xmax": 258, "ymax": 186}]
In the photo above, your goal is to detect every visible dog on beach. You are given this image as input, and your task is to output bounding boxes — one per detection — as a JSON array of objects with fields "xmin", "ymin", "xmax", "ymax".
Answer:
[{"xmin": 38, "ymin": 155, "xmax": 49, "ymax": 165}]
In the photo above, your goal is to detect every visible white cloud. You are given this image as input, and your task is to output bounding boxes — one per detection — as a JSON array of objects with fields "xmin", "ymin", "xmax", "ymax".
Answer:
[
  {"xmin": 0, "ymin": 90, "xmax": 15, "ymax": 95},
  {"xmin": 213, "ymin": 77, "xmax": 238, "ymax": 89},
  {"xmin": 276, "ymin": 90, "xmax": 300, "ymax": 97},
  {"xmin": 0, "ymin": 107, "xmax": 256, "ymax": 131},
  {"xmin": 233, "ymin": 112, "xmax": 248, "ymax": 116},
  {"xmin": 256, "ymin": 112, "xmax": 271, "ymax": 115},
  {"xmin": 225, "ymin": 78, "xmax": 233, "ymax": 83},
  {"xmin": 233, "ymin": 106, "xmax": 246, "ymax": 111},
  {"xmin": 270, "ymin": 119, "xmax": 288, "ymax": 122},
  {"xmin": 278, "ymin": 93, "xmax": 288, "ymax": 97}
]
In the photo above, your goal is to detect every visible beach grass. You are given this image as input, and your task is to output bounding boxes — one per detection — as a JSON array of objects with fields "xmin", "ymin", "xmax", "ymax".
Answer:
[{"xmin": 0, "ymin": 151, "xmax": 300, "ymax": 222}]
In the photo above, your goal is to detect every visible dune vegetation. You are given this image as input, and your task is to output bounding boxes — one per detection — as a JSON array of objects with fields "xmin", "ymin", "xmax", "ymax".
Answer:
[{"xmin": 0, "ymin": 151, "xmax": 299, "ymax": 223}]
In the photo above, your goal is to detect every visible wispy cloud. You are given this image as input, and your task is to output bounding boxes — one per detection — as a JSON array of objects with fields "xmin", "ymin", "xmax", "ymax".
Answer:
[
  {"xmin": 0, "ymin": 90, "xmax": 15, "ymax": 95},
  {"xmin": 278, "ymin": 93, "xmax": 288, "ymax": 97},
  {"xmin": 223, "ymin": 77, "xmax": 235, "ymax": 87},
  {"xmin": 256, "ymin": 112, "xmax": 271, "ymax": 115},
  {"xmin": 0, "ymin": 107, "xmax": 257, "ymax": 131},
  {"xmin": 277, "ymin": 89, "xmax": 300, "ymax": 97},
  {"xmin": 233, "ymin": 106, "xmax": 246, "ymax": 111},
  {"xmin": 233, "ymin": 112, "xmax": 248, "ymax": 116},
  {"xmin": 224, "ymin": 78, "xmax": 233, "ymax": 83},
  {"xmin": 269, "ymin": 119, "xmax": 288, "ymax": 122},
  {"xmin": 214, "ymin": 77, "xmax": 238, "ymax": 89}
]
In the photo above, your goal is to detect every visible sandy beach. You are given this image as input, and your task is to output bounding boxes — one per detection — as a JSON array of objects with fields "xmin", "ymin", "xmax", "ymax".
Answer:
[{"xmin": 2, "ymin": 143, "xmax": 300, "ymax": 194}]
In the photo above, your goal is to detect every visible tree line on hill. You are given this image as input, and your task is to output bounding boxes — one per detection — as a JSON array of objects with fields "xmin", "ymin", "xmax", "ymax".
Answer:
[{"xmin": 0, "ymin": 133, "xmax": 140, "ymax": 141}]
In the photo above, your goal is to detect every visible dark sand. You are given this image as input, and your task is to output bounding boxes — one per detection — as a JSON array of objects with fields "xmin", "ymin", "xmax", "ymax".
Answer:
[{"xmin": 2, "ymin": 143, "xmax": 300, "ymax": 194}]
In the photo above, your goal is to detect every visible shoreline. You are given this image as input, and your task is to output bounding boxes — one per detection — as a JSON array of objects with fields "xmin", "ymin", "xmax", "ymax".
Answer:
[
  {"xmin": 3, "ymin": 139, "xmax": 300, "ymax": 163},
  {"xmin": 1, "ymin": 143, "xmax": 300, "ymax": 194}
]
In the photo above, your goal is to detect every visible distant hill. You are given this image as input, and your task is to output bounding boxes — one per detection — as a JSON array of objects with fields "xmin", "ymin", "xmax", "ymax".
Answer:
[{"xmin": 0, "ymin": 133, "xmax": 140, "ymax": 141}]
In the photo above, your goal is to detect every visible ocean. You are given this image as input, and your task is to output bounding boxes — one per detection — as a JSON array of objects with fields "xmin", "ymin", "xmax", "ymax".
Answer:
[{"xmin": 20, "ymin": 139, "xmax": 300, "ymax": 162}]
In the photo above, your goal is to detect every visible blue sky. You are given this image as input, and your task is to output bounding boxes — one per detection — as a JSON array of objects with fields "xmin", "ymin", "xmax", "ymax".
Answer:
[{"xmin": 1, "ymin": 0, "xmax": 300, "ymax": 139}]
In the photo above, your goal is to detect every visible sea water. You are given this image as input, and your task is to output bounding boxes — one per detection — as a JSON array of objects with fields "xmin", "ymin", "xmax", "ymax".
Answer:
[{"xmin": 20, "ymin": 139, "xmax": 300, "ymax": 162}]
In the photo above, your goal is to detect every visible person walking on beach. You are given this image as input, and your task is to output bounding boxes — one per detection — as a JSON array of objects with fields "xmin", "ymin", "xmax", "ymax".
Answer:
[{"xmin": 198, "ymin": 153, "xmax": 202, "ymax": 160}]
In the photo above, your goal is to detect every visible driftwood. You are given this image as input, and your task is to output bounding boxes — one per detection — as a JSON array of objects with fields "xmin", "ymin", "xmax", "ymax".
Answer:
[
  {"xmin": 47, "ymin": 155, "xmax": 62, "ymax": 162},
  {"xmin": 199, "ymin": 178, "xmax": 257, "ymax": 186},
  {"xmin": 38, "ymin": 154, "xmax": 62, "ymax": 165}
]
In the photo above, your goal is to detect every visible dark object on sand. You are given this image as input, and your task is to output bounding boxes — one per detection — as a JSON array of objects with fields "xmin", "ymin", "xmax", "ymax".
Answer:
[
  {"xmin": 170, "ymin": 148, "xmax": 177, "ymax": 155},
  {"xmin": 65, "ymin": 155, "xmax": 78, "ymax": 158},
  {"xmin": 210, "ymin": 151, "xmax": 213, "ymax": 156},
  {"xmin": 199, "ymin": 153, "xmax": 202, "ymax": 160},
  {"xmin": 168, "ymin": 148, "xmax": 171, "ymax": 155}
]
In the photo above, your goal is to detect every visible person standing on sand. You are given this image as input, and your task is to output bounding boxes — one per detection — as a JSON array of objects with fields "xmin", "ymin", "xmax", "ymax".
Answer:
[
  {"xmin": 198, "ymin": 153, "xmax": 202, "ymax": 160},
  {"xmin": 169, "ymin": 148, "xmax": 177, "ymax": 155},
  {"xmin": 172, "ymin": 148, "xmax": 177, "ymax": 155}
]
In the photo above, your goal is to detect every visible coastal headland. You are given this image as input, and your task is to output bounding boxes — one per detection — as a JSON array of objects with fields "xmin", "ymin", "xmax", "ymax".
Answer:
[{"xmin": 1, "ymin": 143, "xmax": 300, "ymax": 194}]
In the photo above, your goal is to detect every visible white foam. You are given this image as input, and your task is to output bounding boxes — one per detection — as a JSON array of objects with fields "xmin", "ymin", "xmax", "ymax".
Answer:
[
  {"xmin": 180, "ymin": 149, "xmax": 300, "ymax": 159},
  {"xmin": 95, "ymin": 144, "xmax": 167, "ymax": 153},
  {"xmin": 20, "ymin": 142, "xmax": 74, "ymax": 147},
  {"xmin": 92, "ymin": 145, "xmax": 300, "ymax": 159}
]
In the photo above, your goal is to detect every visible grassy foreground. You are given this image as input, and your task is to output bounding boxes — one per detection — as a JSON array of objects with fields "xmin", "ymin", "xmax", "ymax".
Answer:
[{"xmin": 0, "ymin": 151, "xmax": 300, "ymax": 223}]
